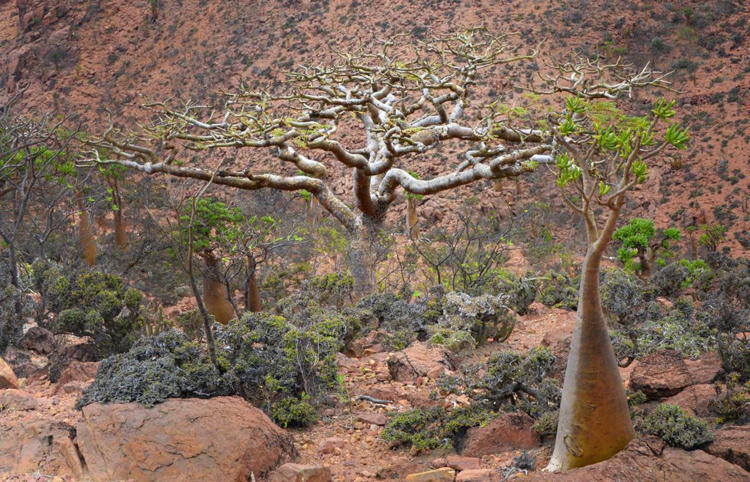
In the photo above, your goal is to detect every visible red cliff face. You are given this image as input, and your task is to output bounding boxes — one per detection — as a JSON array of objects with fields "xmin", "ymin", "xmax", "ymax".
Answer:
[{"xmin": 1, "ymin": 0, "xmax": 747, "ymax": 251}]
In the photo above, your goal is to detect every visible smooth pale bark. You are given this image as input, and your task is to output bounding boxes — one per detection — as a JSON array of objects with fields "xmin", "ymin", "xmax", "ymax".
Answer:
[
  {"xmin": 348, "ymin": 218, "xmax": 380, "ymax": 298},
  {"xmin": 201, "ymin": 253, "xmax": 234, "ymax": 325},
  {"xmin": 547, "ymin": 246, "xmax": 634, "ymax": 471}
]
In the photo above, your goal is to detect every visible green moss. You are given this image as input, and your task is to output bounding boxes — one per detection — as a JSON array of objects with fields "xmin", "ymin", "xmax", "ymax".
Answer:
[{"xmin": 639, "ymin": 404, "xmax": 714, "ymax": 449}]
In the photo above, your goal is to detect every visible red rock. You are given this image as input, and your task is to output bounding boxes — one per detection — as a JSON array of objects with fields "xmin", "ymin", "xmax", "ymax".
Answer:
[
  {"xmin": 357, "ymin": 411, "xmax": 387, "ymax": 426},
  {"xmin": 318, "ymin": 437, "xmax": 346, "ymax": 455},
  {"xmin": 0, "ymin": 389, "xmax": 39, "ymax": 410},
  {"xmin": 387, "ymin": 342, "xmax": 455, "ymax": 382},
  {"xmin": 405, "ymin": 467, "xmax": 456, "ymax": 481},
  {"xmin": 269, "ymin": 463, "xmax": 332, "ymax": 482},
  {"xmin": 18, "ymin": 326, "xmax": 56, "ymax": 355},
  {"xmin": 457, "ymin": 469, "xmax": 500, "ymax": 482},
  {"xmin": 0, "ymin": 419, "xmax": 84, "ymax": 478},
  {"xmin": 663, "ymin": 384, "xmax": 718, "ymax": 416},
  {"xmin": 630, "ymin": 350, "xmax": 694, "ymax": 399},
  {"xmin": 0, "ymin": 357, "xmax": 19, "ymax": 389},
  {"xmin": 0, "ymin": 346, "xmax": 47, "ymax": 379},
  {"xmin": 684, "ymin": 351, "xmax": 723, "ymax": 385},
  {"xmin": 76, "ymin": 396, "xmax": 295, "ymax": 481},
  {"xmin": 461, "ymin": 412, "xmax": 539, "ymax": 456},
  {"xmin": 527, "ymin": 437, "xmax": 750, "ymax": 481},
  {"xmin": 335, "ymin": 352, "xmax": 359, "ymax": 371},
  {"xmin": 55, "ymin": 360, "xmax": 99, "ymax": 386},
  {"xmin": 706, "ymin": 425, "xmax": 750, "ymax": 471}
]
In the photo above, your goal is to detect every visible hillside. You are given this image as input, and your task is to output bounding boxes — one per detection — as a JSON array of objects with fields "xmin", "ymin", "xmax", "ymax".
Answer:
[{"xmin": 1, "ymin": 0, "xmax": 748, "ymax": 250}]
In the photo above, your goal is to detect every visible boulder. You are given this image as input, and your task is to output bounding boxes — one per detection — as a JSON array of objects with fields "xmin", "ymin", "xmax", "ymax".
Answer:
[
  {"xmin": 56, "ymin": 360, "xmax": 99, "ymax": 386},
  {"xmin": 76, "ymin": 396, "xmax": 295, "ymax": 481},
  {"xmin": 318, "ymin": 437, "xmax": 347, "ymax": 455},
  {"xmin": 630, "ymin": 350, "xmax": 692, "ymax": 398},
  {"xmin": 663, "ymin": 384, "xmax": 719, "ymax": 416},
  {"xmin": 356, "ymin": 412, "xmax": 388, "ymax": 426},
  {"xmin": 457, "ymin": 469, "xmax": 500, "ymax": 482},
  {"xmin": 269, "ymin": 463, "xmax": 332, "ymax": 482},
  {"xmin": 630, "ymin": 350, "xmax": 721, "ymax": 399},
  {"xmin": 387, "ymin": 342, "xmax": 455, "ymax": 382},
  {"xmin": 405, "ymin": 467, "xmax": 456, "ymax": 481},
  {"xmin": 706, "ymin": 425, "xmax": 750, "ymax": 471},
  {"xmin": 461, "ymin": 412, "xmax": 539, "ymax": 456},
  {"xmin": 48, "ymin": 334, "xmax": 99, "ymax": 383},
  {"xmin": 0, "ymin": 346, "xmax": 47, "ymax": 379},
  {"xmin": 18, "ymin": 326, "xmax": 56, "ymax": 355},
  {"xmin": 0, "ymin": 389, "xmax": 39, "ymax": 411},
  {"xmin": 528, "ymin": 437, "xmax": 750, "ymax": 481},
  {"xmin": 0, "ymin": 420, "xmax": 84, "ymax": 479},
  {"xmin": 0, "ymin": 357, "xmax": 19, "ymax": 389}
]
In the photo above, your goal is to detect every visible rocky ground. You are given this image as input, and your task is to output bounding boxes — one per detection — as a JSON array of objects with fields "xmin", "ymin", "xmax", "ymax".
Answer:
[{"xmin": 1, "ymin": 303, "xmax": 748, "ymax": 481}]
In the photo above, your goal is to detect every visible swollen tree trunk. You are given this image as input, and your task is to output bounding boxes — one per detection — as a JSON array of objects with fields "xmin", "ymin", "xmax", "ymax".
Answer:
[
  {"xmin": 547, "ymin": 245, "xmax": 634, "ymax": 471},
  {"xmin": 245, "ymin": 255, "xmax": 262, "ymax": 312},
  {"xmin": 201, "ymin": 252, "xmax": 235, "ymax": 325},
  {"xmin": 77, "ymin": 194, "xmax": 96, "ymax": 266}
]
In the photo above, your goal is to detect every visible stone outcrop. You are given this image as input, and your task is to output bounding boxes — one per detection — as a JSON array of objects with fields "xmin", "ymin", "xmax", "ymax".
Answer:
[
  {"xmin": 706, "ymin": 425, "xmax": 750, "ymax": 471},
  {"xmin": 387, "ymin": 342, "xmax": 455, "ymax": 382},
  {"xmin": 76, "ymin": 396, "xmax": 295, "ymax": 481},
  {"xmin": 460, "ymin": 412, "xmax": 539, "ymax": 456},
  {"xmin": 0, "ymin": 357, "xmax": 19, "ymax": 389},
  {"xmin": 630, "ymin": 350, "xmax": 722, "ymax": 399}
]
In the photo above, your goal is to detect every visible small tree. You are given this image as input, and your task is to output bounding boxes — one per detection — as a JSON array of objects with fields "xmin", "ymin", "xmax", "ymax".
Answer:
[
  {"xmin": 88, "ymin": 29, "xmax": 555, "ymax": 296},
  {"xmin": 613, "ymin": 217, "xmax": 680, "ymax": 277},
  {"xmin": 537, "ymin": 62, "xmax": 689, "ymax": 470}
]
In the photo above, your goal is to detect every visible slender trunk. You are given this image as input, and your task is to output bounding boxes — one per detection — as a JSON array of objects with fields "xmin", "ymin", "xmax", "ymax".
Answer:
[
  {"xmin": 306, "ymin": 196, "xmax": 319, "ymax": 225},
  {"xmin": 3, "ymin": 242, "xmax": 23, "ymax": 347},
  {"xmin": 547, "ymin": 247, "xmax": 634, "ymax": 471},
  {"xmin": 77, "ymin": 193, "xmax": 96, "ymax": 266},
  {"xmin": 245, "ymin": 256, "xmax": 262, "ymax": 312},
  {"xmin": 111, "ymin": 179, "xmax": 128, "ymax": 250},
  {"xmin": 201, "ymin": 252, "xmax": 235, "ymax": 325},
  {"xmin": 640, "ymin": 249, "xmax": 652, "ymax": 279},
  {"xmin": 405, "ymin": 197, "xmax": 419, "ymax": 237},
  {"xmin": 187, "ymin": 255, "xmax": 217, "ymax": 365}
]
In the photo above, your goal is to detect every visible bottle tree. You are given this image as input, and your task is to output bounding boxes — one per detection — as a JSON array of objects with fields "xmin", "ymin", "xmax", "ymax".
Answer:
[
  {"xmin": 536, "ymin": 61, "xmax": 690, "ymax": 470},
  {"xmin": 613, "ymin": 217, "xmax": 680, "ymax": 278}
]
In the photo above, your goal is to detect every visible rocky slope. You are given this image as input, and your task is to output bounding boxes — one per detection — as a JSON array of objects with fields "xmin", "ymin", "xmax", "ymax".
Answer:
[{"xmin": 0, "ymin": 0, "xmax": 748, "ymax": 251}]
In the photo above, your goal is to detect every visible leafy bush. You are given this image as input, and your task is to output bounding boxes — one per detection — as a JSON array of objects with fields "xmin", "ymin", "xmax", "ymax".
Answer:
[
  {"xmin": 77, "ymin": 329, "xmax": 230, "ymax": 408},
  {"xmin": 475, "ymin": 347, "xmax": 560, "ymax": 418},
  {"xmin": 381, "ymin": 405, "xmax": 494, "ymax": 452},
  {"xmin": 710, "ymin": 374, "xmax": 750, "ymax": 423},
  {"xmin": 435, "ymin": 291, "xmax": 516, "ymax": 345},
  {"xmin": 45, "ymin": 269, "xmax": 148, "ymax": 356},
  {"xmin": 536, "ymin": 271, "xmax": 578, "ymax": 310},
  {"xmin": 639, "ymin": 404, "xmax": 713, "ymax": 449},
  {"xmin": 271, "ymin": 395, "xmax": 318, "ymax": 428}
]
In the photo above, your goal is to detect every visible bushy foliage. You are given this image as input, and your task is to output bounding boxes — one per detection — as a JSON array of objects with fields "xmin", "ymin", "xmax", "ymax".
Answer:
[
  {"xmin": 434, "ymin": 291, "xmax": 516, "ymax": 346},
  {"xmin": 0, "ymin": 259, "xmax": 35, "ymax": 351},
  {"xmin": 613, "ymin": 218, "xmax": 680, "ymax": 275},
  {"xmin": 475, "ymin": 347, "xmax": 560, "ymax": 418},
  {"xmin": 381, "ymin": 405, "xmax": 494, "ymax": 452},
  {"xmin": 42, "ymin": 267, "xmax": 148, "ymax": 357},
  {"xmin": 710, "ymin": 374, "xmax": 750, "ymax": 424},
  {"xmin": 77, "ymin": 329, "xmax": 230, "ymax": 408},
  {"xmin": 271, "ymin": 395, "xmax": 318, "ymax": 428},
  {"xmin": 639, "ymin": 404, "xmax": 713, "ymax": 449},
  {"xmin": 536, "ymin": 271, "xmax": 578, "ymax": 310},
  {"xmin": 354, "ymin": 291, "xmax": 431, "ymax": 350}
]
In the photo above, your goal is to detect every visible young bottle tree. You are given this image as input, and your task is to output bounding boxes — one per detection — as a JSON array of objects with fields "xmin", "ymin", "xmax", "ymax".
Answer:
[
  {"xmin": 613, "ymin": 217, "xmax": 680, "ymax": 277},
  {"xmin": 536, "ymin": 61, "xmax": 690, "ymax": 470}
]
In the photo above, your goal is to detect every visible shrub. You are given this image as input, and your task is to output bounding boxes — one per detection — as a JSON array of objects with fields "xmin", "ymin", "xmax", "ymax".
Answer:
[
  {"xmin": 536, "ymin": 271, "xmax": 578, "ymax": 310},
  {"xmin": 271, "ymin": 395, "xmax": 318, "ymax": 428},
  {"xmin": 435, "ymin": 291, "xmax": 516, "ymax": 345},
  {"xmin": 77, "ymin": 329, "xmax": 230, "ymax": 408},
  {"xmin": 639, "ymin": 404, "xmax": 713, "ymax": 449},
  {"xmin": 45, "ymin": 269, "xmax": 148, "ymax": 356},
  {"xmin": 381, "ymin": 405, "xmax": 494, "ymax": 452},
  {"xmin": 710, "ymin": 374, "xmax": 750, "ymax": 423},
  {"xmin": 475, "ymin": 347, "xmax": 560, "ymax": 418}
]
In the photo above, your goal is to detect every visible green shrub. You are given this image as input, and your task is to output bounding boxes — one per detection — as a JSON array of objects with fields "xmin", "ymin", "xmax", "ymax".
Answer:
[
  {"xmin": 537, "ymin": 271, "xmax": 578, "ymax": 310},
  {"xmin": 435, "ymin": 291, "xmax": 516, "ymax": 345},
  {"xmin": 639, "ymin": 404, "xmax": 713, "ymax": 449},
  {"xmin": 532, "ymin": 409, "xmax": 558, "ymax": 437},
  {"xmin": 77, "ymin": 329, "xmax": 230, "ymax": 408},
  {"xmin": 381, "ymin": 405, "xmax": 494, "ymax": 452},
  {"xmin": 476, "ymin": 347, "xmax": 560, "ymax": 418},
  {"xmin": 271, "ymin": 395, "xmax": 318, "ymax": 428},
  {"xmin": 710, "ymin": 374, "xmax": 750, "ymax": 423}
]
